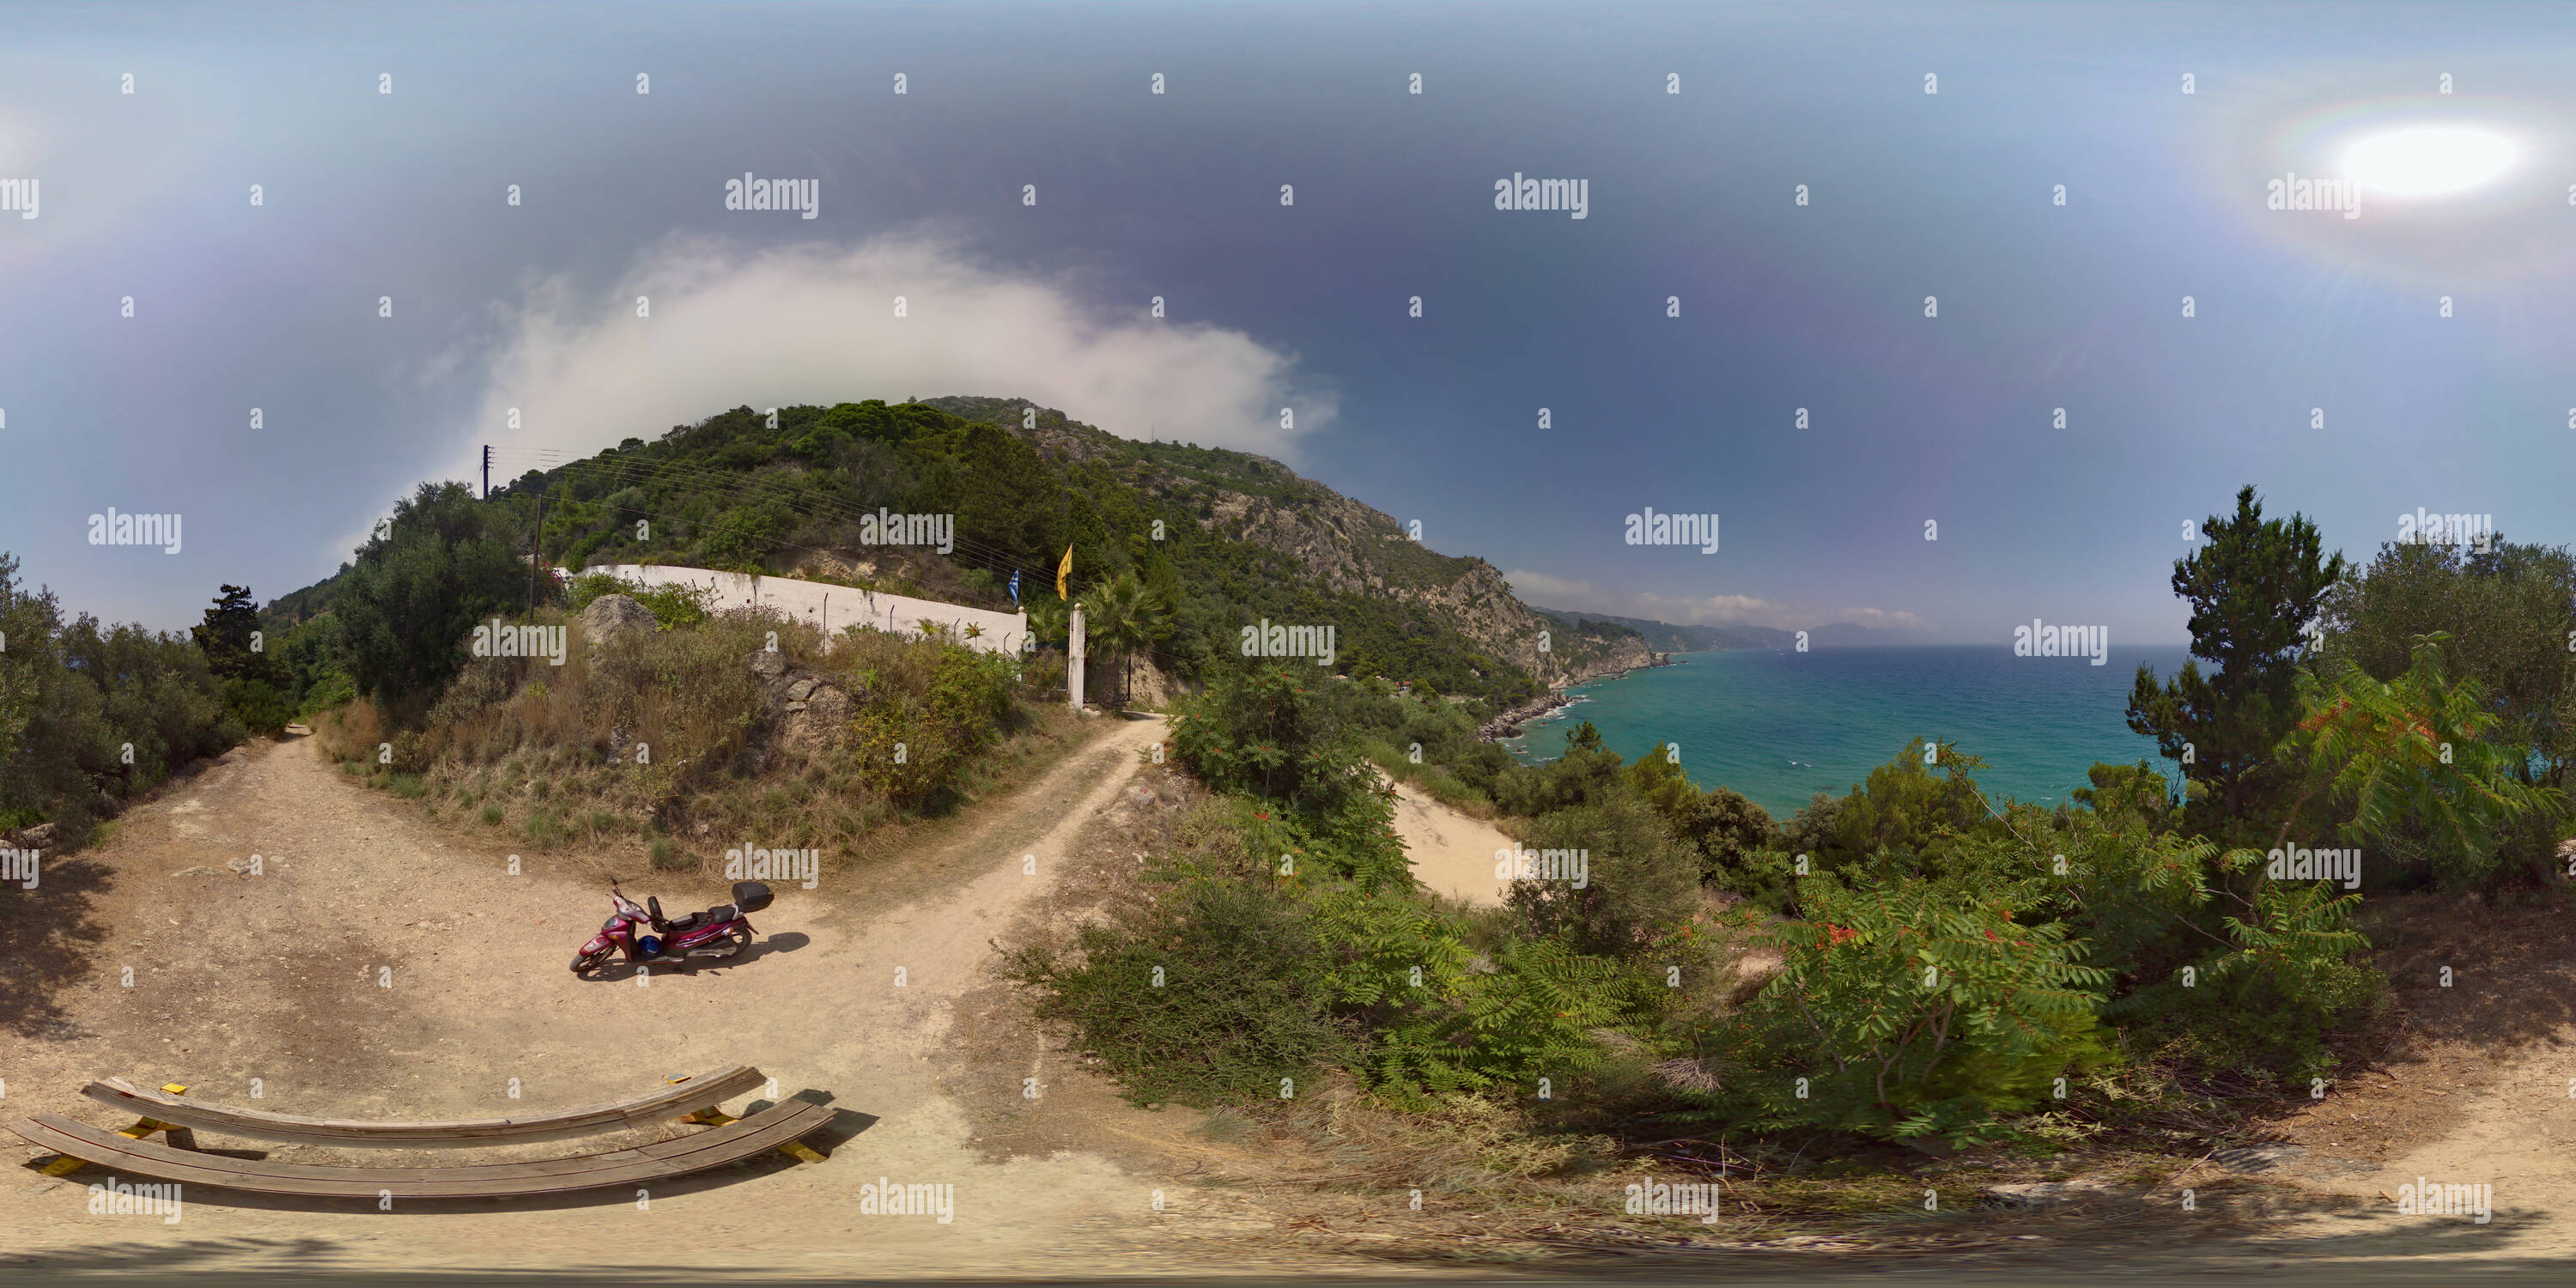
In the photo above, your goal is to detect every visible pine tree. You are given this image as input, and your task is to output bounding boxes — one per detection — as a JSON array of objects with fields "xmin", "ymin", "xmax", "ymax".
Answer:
[{"xmin": 2127, "ymin": 486, "xmax": 2345, "ymax": 841}]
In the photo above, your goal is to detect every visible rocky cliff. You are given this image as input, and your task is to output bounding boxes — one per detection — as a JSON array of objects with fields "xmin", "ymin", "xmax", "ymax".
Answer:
[{"xmin": 927, "ymin": 396, "xmax": 1659, "ymax": 691}]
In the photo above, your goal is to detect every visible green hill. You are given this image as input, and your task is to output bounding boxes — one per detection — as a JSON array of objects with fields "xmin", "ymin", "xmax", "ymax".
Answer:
[{"xmin": 272, "ymin": 397, "xmax": 1661, "ymax": 706}]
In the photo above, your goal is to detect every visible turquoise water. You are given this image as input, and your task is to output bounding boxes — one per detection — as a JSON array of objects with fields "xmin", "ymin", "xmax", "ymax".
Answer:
[{"xmin": 1508, "ymin": 645, "xmax": 2194, "ymax": 820}]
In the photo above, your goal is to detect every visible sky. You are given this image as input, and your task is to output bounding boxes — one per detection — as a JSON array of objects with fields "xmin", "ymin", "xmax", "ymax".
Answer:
[{"xmin": 3, "ymin": 1, "xmax": 2573, "ymax": 643}]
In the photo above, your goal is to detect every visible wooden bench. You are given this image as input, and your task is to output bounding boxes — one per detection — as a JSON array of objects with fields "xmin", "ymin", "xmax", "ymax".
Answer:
[
  {"xmin": 77, "ymin": 1066, "xmax": 769, "ymax": 1149},
  {"xmin": 9, "ymin": 1097, "xmax": 835, "ymax": 1199}
]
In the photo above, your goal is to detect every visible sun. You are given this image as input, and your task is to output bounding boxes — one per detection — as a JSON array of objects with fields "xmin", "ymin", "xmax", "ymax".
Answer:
[{"xmin": 2341, "ymin": 127, "xmax": 2518, "ymax": 197}]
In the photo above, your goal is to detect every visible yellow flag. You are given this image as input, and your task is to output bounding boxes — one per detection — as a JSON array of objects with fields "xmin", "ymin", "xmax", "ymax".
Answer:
[{"xmin": 1055, "ymin": 545, "xmax": 1073, "ymax": 599}]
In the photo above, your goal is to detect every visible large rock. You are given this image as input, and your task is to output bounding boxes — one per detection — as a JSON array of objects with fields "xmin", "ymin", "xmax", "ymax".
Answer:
[
  {"xmin": 580, "ymin": 594, "xmax": 659, "ymax": 649},
  {"xmin": 779, "ymin": 682, "xmax": 850, "ymax": 753}
]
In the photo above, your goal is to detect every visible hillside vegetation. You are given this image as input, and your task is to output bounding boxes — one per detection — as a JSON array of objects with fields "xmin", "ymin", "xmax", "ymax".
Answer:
[
  {"xmin": 1004, "ymin": 486, "xmax": 2576, "ymax": 1216},
  {"xmin": 269, "ymin": 396, "xmax": 1656, "ymax": 710}
]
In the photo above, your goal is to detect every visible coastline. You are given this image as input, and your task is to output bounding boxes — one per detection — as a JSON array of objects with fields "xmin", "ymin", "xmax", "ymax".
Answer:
[{"xmin": 1480, "ymin": 651, "xmax": 1684, "ymax": 743}]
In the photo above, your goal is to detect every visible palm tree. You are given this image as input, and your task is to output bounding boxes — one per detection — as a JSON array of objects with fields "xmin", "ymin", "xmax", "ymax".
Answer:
[{"xmin": 1085, "ymin": 571, "xmax": 1164, "ymax": 709}]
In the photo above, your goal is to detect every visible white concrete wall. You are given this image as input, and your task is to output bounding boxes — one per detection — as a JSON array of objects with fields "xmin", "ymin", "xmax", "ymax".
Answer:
[{"xmin": 597, "ymin": 565, "xmax": 1030, "ymax": 656}]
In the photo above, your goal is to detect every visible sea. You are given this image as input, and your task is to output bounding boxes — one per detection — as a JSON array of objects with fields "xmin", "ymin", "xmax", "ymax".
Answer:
[{"xmin": 1505, "ymin": 645, "xmax": 2195, "ymax": 821}]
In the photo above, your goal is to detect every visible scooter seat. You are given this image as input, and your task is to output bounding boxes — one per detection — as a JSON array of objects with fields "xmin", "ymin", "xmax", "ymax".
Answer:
[{"xmin": 666, "ymin": 906, "xmax": 736, "ymax": 937}]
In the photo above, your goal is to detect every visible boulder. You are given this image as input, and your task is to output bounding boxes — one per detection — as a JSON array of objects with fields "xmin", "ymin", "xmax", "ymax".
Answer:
[
  {"xmin": 749, "ymin": 649, "xmax": 787, "ymax": 680},
  {"xmin": 580, "ymin": 594, "xmax": 659, "ymax": 648},
  {"xmin": 15, "ymin": 822, "xmax": 58, "ymax": 850},
  {"xmin": 779, "ymin": 682, "xmax": 851, "ymax": 753}
]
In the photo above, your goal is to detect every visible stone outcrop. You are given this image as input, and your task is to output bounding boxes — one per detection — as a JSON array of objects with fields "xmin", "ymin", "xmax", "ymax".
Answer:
[
  {"xmin": 580, "ymin": 594, "xmax": 659, "ymax": 650},
  {"xmin": 746, "ymin": 650, "xmax": 855, "ymax": 753}
]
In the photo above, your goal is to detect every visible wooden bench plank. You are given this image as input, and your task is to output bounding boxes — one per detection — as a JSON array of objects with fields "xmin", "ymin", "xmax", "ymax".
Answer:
[
  {"xmin": 8, "ymin": 1099, "xmax": 834, "ymax": 1199},
  {"xmin": 78, "ymin": 1066, "xmax": 767, "ymax": 1148}
]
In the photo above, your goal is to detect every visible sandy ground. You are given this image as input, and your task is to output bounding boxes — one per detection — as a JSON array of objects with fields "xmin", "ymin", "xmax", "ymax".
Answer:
[
  {"xmin": 1387, "ymin": 781, "xmax": 1511, "ymax": 908},
  {"xmin": 0, "ymin": 714, "xmax": 1415, "ymax": 1279}
]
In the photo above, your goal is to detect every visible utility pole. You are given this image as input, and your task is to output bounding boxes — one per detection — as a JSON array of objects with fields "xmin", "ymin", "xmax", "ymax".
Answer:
[
  {"xmin": 528, "ymin": 491, "xmax": 545, "ymax": 616},
  {"xmin": 482, "ymin": 445, "xmax": 491, "ymax": 500}
]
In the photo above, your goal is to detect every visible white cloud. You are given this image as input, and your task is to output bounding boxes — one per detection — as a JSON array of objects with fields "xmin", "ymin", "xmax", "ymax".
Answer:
[
  {"xmin": 440, "ymin": 228, "xmax": 1331, "ymax": 479},
  {"xmin": 319, "ymin": 229, "xmax": 1338, "ymax": 573},
  {"xmin": 1499, "ymin": 568, "xmax": 1931, "ymax": 635}
]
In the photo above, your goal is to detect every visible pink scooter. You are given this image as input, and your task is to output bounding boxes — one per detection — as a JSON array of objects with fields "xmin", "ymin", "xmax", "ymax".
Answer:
[{"xmin": 570, "ymin": 878, "xmax": 772, "ymax": 974}]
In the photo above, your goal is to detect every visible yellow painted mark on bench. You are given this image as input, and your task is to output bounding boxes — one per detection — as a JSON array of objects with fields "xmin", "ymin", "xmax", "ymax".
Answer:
[{"xmin": 39, "ymin": 1084, "xmax": 189, "ymax": 1176}]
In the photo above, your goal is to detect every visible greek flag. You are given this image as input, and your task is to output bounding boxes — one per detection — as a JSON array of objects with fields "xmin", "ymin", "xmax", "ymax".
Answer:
[{"xmin": 1007, "ymin": 568, "xmax": 1020, "ymax": 606}]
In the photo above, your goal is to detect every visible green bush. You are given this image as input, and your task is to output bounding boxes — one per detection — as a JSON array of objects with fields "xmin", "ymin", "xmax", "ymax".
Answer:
[
  {"xmin": 223, "ymin": 677, "xmax": 297, "ymax": 737},
  {"xmin": 334, "ymin": 482, "xmax": 529, "ymax": 703},
  {"xmin": 564, "ymin": 571, "xmax": 713, "ymax": 629},
  {"xmin": 1504, "ymin": 791, "xmax": 1703, "ymax": 957},
  {"xmin": 1007, "ymin": 875, "xmax": 1357, "ymax": 1108},
  {"xmin": 1701, "ymin": 872, "xmax": 2111, "ymax": 1145}
]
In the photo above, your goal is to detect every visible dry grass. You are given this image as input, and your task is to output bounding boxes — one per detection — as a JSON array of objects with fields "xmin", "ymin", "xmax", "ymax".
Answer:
[{"xmin": 312, "ymin": 606, "xmax": 1082, "ymax": 883}]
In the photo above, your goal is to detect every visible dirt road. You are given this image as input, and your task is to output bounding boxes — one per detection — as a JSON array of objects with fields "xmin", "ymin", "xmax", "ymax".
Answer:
[{"xmin": 1, "ymin": 714, "xmax": 1376, "ymax": 1279}]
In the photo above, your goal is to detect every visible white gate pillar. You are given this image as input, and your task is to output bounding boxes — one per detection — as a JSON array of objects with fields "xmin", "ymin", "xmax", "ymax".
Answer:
[{"xmin": 1068, "ymin": 603, "xmax": 1086, "ymax": 712}]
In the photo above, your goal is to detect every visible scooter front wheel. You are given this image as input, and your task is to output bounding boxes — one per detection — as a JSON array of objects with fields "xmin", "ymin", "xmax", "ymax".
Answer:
[{"xmin": 571, "ymin": 948, "xmax": 608, "ymax": 974}]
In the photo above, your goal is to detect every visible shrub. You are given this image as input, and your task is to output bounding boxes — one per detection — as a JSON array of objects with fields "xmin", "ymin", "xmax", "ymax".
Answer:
[
  {"xmin": 1007, "ymin": 875, "xmax": 1357, "ymax": 1108},
  {"xmin": 1701, "ymin": 872, "xmax": 2112, "ymax": 1145},
  {"xmin": 334, "ymin": 482, "xmax": 527, "ymax": 702},
  {"xmin": 1504, "ymin": 791, "xmax": 1702, "ymax": 957},
  {"xmin": 1171, "ymin": 663, "xmax": 1376, "ymax": 817},
  {"xmin": 524, "ymin": 808, "xmax": 565, "ymax": 848}
]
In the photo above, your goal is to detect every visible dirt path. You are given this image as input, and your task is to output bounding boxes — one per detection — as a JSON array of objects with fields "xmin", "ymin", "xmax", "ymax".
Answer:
[
  {"xmin": 1388, "ymin": 780, "xmax": 1511, "ymax": 908},
  {"xmin": 2245, "ymin": 957, "xmax": 2576, "ymax": 1261},
  {"xmin": 1, "ymin": 714, "xmax": 1375, "ymax": 1279}
]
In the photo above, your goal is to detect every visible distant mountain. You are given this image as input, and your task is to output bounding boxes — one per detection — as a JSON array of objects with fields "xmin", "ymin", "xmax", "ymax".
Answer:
[{"xmin": 1527, "ymin": 609, "xmax": 1913, "ymax": 651}]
